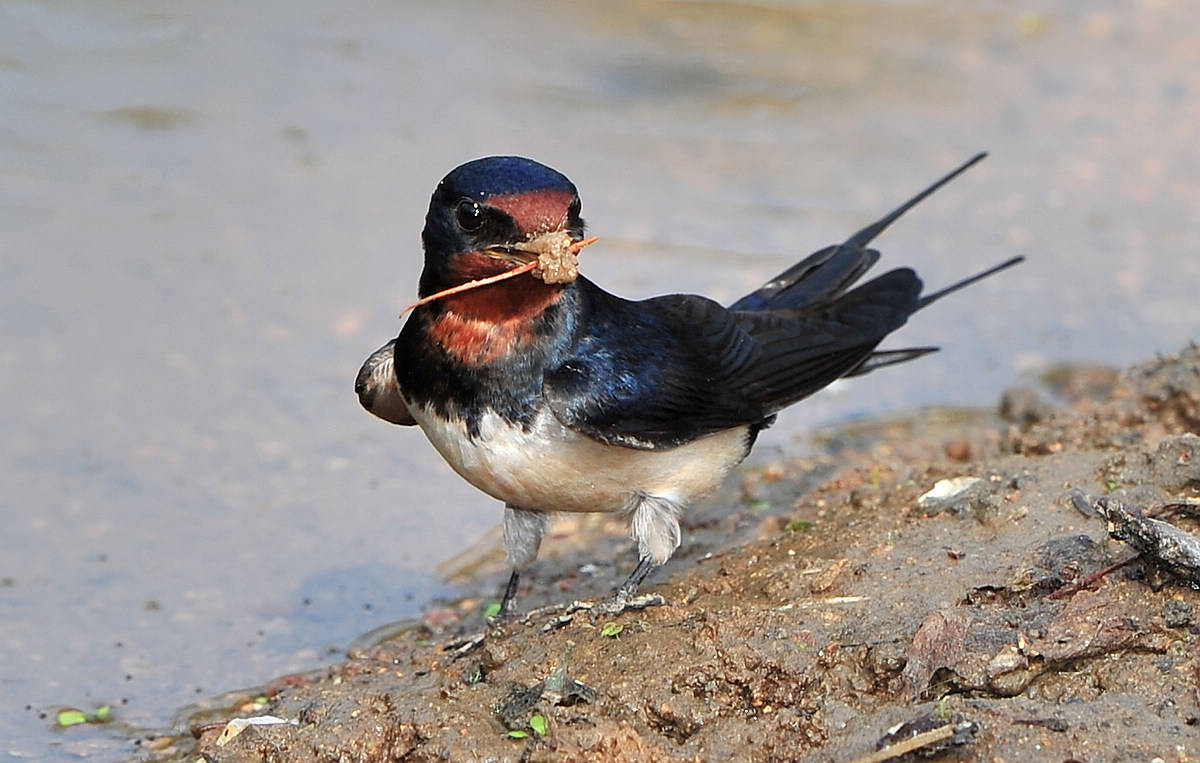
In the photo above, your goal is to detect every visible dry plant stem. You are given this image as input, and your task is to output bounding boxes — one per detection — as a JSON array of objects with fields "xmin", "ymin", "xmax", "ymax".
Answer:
[
  {"xmin": 1047, "ymin": 556, "xmax": 1140, "ymax": 599},
  {"xmin": 400, "ymin": 261, "xmax": 538, "ymax": 316},
  {"xmin": 400, "ymin": 236, "xmax": 598, "ymax": 316},
  {"xmin": 850, "ymin": 724, "xmax": 956, "ymax": 763}
]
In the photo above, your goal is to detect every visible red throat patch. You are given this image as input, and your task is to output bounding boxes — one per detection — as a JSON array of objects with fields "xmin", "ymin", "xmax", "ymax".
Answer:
[
  {"xmin": 426, "ymin": 274, "xmax": 565, "ymax": 366},
  {"xmin": 487, "ymin": 190, "xmax": 575, "ymax": 235}
]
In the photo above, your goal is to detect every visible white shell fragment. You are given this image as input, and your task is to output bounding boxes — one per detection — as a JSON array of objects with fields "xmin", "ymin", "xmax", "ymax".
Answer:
[
  {"xmin": 215, "ymin": 715, "xmax": 298, "ymax": 746},
  {"xmin": 917, "ymin": 476, "xmax": 986, "ymax": 513}
]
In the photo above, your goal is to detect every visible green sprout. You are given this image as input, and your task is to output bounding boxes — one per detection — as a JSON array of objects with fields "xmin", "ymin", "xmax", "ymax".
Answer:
[
  {"xmin": 508, "ymin": 713, "xmax": 548, "ymax": 739},
  {"xmin": 56, "ymin": 706, "xmax": 111, "ymax": 727},
  {"xmin": 530, "ymin": 714, "xmax": 548, "ymax": 736},
  {"xmin": 56, "ymin": 710, "xmax": 87, "ymax": 728},
  {"xmin": 936, "ymin": 695, "xmax": 951, "ymax": 719},
  {"xmin": 600, "ymin": 622, "xmax": 623, "ymax": 638}
]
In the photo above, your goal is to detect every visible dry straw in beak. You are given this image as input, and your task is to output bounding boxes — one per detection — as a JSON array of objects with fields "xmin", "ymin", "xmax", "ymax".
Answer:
[{"xmin": 401, "ymin": 236, "xmax": 598, "ymax": 316}]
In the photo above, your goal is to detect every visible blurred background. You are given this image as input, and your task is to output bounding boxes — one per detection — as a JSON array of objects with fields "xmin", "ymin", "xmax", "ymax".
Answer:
[{"xmin": 2, "ymin": 0, "xmax": 1196, "ymax": 757}]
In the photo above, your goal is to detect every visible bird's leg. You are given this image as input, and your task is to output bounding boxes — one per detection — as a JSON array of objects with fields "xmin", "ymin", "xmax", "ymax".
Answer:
[
  {"xmin": 556, "ymin": 556, "xmax": 669, "ymax": 623},
  {"xmin": 441, "ymin": 572, "xmax": 518, "ymax": 658},
  {"xmin": 497, "ymin": 568, "xmax": 522, "ymax": 618},
  {"xmin": 591, "ymin": 556, "xmax": 668, "ymax": 616},
  {"xmin": 589, "ymin": 494, "xmax": 677, "ymax": 614},
  {"xmin": 559, "ymin": 494, "xmax": 679, "ymax": 619},
  {"xmin": 620, "ymin": 556, "xmax": 658, "ymax": 597},
  {"xmin": 441, "ymin": 508, "xmax": 547, "ymax": 657},
  {"xmin": 493, "ymin": 505, "xmax": 551, "ymax": 618},
  {"xmin": 442, "ymin": 569, "xmax": 522, "ymax": 658}
]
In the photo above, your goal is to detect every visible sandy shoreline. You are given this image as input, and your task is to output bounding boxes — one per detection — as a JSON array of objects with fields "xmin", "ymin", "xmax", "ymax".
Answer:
[{"xmin": 157, "ymin": 345, "xmax": 1200, "ymax": 761}]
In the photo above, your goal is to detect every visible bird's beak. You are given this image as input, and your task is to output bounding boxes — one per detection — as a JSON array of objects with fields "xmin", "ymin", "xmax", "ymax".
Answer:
[
  {"xmin": 401, "ymin": 233, "xmax": 596, "ymax": 316},
  {"xmin": 483, "ymin": 230, "xmax": 578, "ymax": 265},
  {"xmin": 482, "ymin": 246, "xmax": 535, "ymax": 265}
]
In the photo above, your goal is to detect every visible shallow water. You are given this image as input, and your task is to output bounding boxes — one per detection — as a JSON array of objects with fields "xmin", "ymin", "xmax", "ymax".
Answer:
[{"xmin": 1, "ymin": 1, "xmax": 1196, "ymax": 758}]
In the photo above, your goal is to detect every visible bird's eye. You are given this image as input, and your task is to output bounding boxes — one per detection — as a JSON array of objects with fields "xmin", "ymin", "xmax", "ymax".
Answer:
[{"xmin": 455, "ymin": 200, "xmax": 484, "ymax": 232}]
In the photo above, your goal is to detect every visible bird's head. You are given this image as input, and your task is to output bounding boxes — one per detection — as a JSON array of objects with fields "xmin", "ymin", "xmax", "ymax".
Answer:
[{"xmin": 419, "ymin": 156, "xmax": 586, "ymax": 298}]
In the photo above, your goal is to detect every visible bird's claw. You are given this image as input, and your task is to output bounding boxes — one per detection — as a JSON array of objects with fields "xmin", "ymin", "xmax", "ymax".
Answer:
[
  {"xmin": 567, "ymin": 591, "xmax": 669, "ymax": 618},
  {"xmin": 445, "ymin": 592, "xmax": 669, "ymax": 649},
  {"xmin": 540, "ymin": 592, "xmax": 668, "ymax": 631},
  {"xmin": 541, "ymin": 613, "xmax": 576, "ymax": 632},
  {"xmin": 442, "ymin": 630, "xmax": 488, "ymax": 658}
]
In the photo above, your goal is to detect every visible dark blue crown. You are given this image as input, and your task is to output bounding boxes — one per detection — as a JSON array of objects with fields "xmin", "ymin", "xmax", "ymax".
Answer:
[{"xmin": 441, "ymin": 156, "xmax": 576, "ymax": 199}]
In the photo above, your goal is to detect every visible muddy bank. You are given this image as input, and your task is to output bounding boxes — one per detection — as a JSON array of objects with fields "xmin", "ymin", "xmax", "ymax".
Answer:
[{"xmin": 171, "ymin": 346, "xmax": 1198, "ymax": 761}]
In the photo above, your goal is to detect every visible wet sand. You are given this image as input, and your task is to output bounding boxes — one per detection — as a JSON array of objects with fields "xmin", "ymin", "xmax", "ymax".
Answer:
[{"xmin": 181, "ymin": 345, "xmax": 1200, "ymax": 761}]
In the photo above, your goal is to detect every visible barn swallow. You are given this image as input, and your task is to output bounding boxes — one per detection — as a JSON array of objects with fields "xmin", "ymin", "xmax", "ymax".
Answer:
[{"xmin": 357, "ymin": 153, "xmax": 1022, "ymax": 616}]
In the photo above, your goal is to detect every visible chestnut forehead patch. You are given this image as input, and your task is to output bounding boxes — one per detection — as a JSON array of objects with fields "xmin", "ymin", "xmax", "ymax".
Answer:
[{"xmin": 487, "ymin": 190, "xmax": 575, "ymax": 235}]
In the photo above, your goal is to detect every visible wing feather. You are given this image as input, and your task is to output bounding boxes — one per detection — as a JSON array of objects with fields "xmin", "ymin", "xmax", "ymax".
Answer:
[{"xmin": 544, "ymin": 273, "xmax": 919, "ymax": 449}]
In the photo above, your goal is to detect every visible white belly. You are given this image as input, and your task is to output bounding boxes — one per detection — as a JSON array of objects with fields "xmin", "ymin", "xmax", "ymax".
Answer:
[{"xmin": 409, "ymin": 405, "xmax": 750, "ymax": 514}]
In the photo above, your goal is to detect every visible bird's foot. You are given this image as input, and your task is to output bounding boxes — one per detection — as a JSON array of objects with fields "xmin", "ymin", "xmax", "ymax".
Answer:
[
  {"xmin": 445, "ymin": 588, "xmax": 670, "ymax": 647},
  {"xmin": 441, "ymin": 609, "xmax": 521, "ymax": 658},
  {"xmin": 535, "ymin": 591, "xmax": 669, "ymax": 631},
  {"xmin": 577, "ymin": 590, "xmax": 669, "ymax": 618},
  {"xmin": 442, "ymin": 630, "xmax": 488, "ymax": 658}
]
